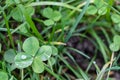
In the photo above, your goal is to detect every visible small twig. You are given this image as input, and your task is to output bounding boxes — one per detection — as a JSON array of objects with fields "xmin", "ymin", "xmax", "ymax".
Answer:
[{"xmin": 106, "ymin": 52, "xmax": 115, "ymax": 80}]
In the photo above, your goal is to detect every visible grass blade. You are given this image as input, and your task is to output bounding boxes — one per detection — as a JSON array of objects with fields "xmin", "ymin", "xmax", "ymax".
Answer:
[
  {"xmin": 28, "ymin": 1, "xmax": 82, "ymax": 12},
  {"xmin": 18, "ymin": 4, "xmax": 43, "ymax": 41},
  {"xmin": 64, "ymin": 0, "xmax": 90, "ymax": 42}
]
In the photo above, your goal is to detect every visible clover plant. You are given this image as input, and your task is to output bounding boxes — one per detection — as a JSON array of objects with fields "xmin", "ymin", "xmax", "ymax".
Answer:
[
  {"xmin": 86, "ymin": 0, "xmax": 107, "ymax": 15},
  {"xmin": 42, "ymin": 7, "xmax": 62, "ymax": 26},
  {"xmin": 11, "ymin": 6, "xmax": 34, "ymax": 33},
  {"xmin": 4, "ymin": 37, "xmax": 58, "ymax": 73}
]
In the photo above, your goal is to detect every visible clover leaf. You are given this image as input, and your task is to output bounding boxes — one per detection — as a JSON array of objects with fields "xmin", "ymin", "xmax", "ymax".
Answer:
[
  {"xmin": 51, "ymin": 46, "xmax": 58, "ymax": 56},
  {"xmin": 0, "ymin": 71, "xmax": 8, "ymax": 80},
  {"xmin": 23, "ymin": 37, "xmax": 39, "ymax": 56},
  {"xmin": 111, "ymin": 13, "xmax": 120, "ymax": 23},
  {"xmin": 36, "ymin": 45, "xmax": 52, "ymax": 61},
  {"xmin": 42, "ymin": 7, "xmax": 62, "ymax": 26},
  {"xmin": 113, "ymin": 35, "xmax": 120, "ymax": 44},
  {"xmin": 4, "ymin": 49, "xmax": 16, "ymax": 63},
  {"xmin": 11, "ymin": 7, "xmax": 23, "ymax": 22},
  {"xmin": 43, "ymin": 7, "xmax": 53, "ymax": 19},
  {"xmin": 32, "ymin": 57, "xmax": 44, "ymax": 73},
  {"xmin": 98, "ymin": 6, "xmax": 107, "ymax": 15},
  {"xmin": 109, "ymin": 43, "xmax": 119, "ymax": 52},
  {"xmin": 86, "ymin": 5, "xmax": 97, "ymax": 15},
  {"xmin": 11, "ymin": 6, "xmax": 35, "ymax": 22},
  {"xmin": 52, "ymin": 11, "xmax": 62, "ymax": 21},
  {"xmin": 109, "ymin": 35, "xmax": 120, "ymax": 52},
  {"xmin": 115, "ymin": 23, "xmax": 120, "ymax": 32},
  {"xmin": 19, "ymin": 22, "xmax": 30, "ymax": 33},
  {"xmin": 94, "ymin": 0, "xmax": 104, "ymax": 9},
  {"xmin": 26, "ymin": 6, "xmax": 35, "ymax": 17},
  {"xmin": 14, "ymin": 52, "xmax": 33, "ymax": 69},
  {"xmin": 43, "ymin": 19, "xmax": 54, "ymax": 26},
  {"xmin": 48, "ymin": 57, "xmax": 56, "ymax": 66}
]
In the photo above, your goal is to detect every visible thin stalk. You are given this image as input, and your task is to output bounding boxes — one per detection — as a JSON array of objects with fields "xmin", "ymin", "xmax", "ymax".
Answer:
[
  {"xmin": 2, "ymin": 11, "xmax": 15, "ymax": 49},
  {"xmin": 65, "ymin": 0, "xmax": 90, "ymax": 42},
  {"xmin": 100, "ymin": 27, "xmax": 111, "ymax": 45},
  {"xmin": 50, "ymin": 23, "xmax": 56, "ymax": 41},
  {"xmin": 18, "ymin": 4, "xmax": 44, "ymax": 41},
  {"xmin": 67, "ymin": 0, "xmax": 94, "ymax": 19},
  {"xmin": 45, "ymin": 66, "xmax": 61, "ymax": 80},
  {"xmin": 89, "ymin": 29, "xmax": 108, "ymax": 62},
  {"xmin": 105, "ymin": 0, "xmax": 114, "ymax": 21},
  {"xmin": 86, "ymin": 51, "xmax": 97, "ymax": 73},
  {"xmin": 58, "ymin": 55, "xmax": 81, "ymax": 78},
  {"xmin": 106, "ymin": 52, "xmax": 114, "ymax": 80},
  {"xmin": 21, "ymin": 69, "xmax": 24, "ymax": 80},
  {"xmin": 27, "ymin": 1, "xmax": 82, "ymax": 12},
  {"xmin": 0, "ymin": 28, "xmax": 30, "ymax": 37}
]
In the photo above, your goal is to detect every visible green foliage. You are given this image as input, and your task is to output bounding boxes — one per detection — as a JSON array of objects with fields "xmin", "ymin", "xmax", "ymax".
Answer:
[
  {"xmin": 43, "ymin": 19, "xmax": 54, "ymax": 26},
  {"xmin": 32, "ymin": 57, "xmax": 44, "ymax": 73},
  {"xmin": 111, "ymin": 13, "xmax": 120, "ymax": 23},
  {"xmin": 18, "ymin": 22, "xmax": 30, "ymax": 33},
  {"xmin": 11, "ymin": 6, "xmax": 35, "ymax": 22},
  {"xmin": 23, "ymin": 37, "xmax": 39, "ymax": 56},
  {"xmin": 14, "ymin": 52, "xmax": 33, "ymax": 69},
  {"xmin": 0, "ymin": 71, "xmax": 8, "ymax": 80},
  {"xmin": 3, "ymin": 37, "xmax": 58, "ymax": 73},
  {"xmin": 11, "ymin": 7, "xmax": 23, "ymax": 22},
  {"xmin": 4, "ymin": 49, "xmax": 16, "ymax": 63},
  {"xmin": 1, "ymin": 0, "xmax": 120, "ymax": 79},
  {"xmin": 109, "ymin": 35, "xmax": 120, "ymax": 52},
  {"xmin": 51, "ymin": 46, "xmax": 58, "ymax": 56},
  {"xmin": 42, "ymin": 7, "xmax": 62, "ymax": 26},
  {"xmin": 86, "ymin": 5, "xmax": 97, "ymax": 15},
  {"xmin": 37, "ymin": 45, "xmax": 52, "ymax": 61},
  {"xmin": 115, "ymin": 23, "xmax": 120, "ymax": 32},
  {"xmin": 98, "ymin": 6, "xmax": 107, "ymax": 15}
]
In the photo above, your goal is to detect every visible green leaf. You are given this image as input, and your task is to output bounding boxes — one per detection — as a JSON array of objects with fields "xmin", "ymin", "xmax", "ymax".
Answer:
[
  {"xmin": 48, "ymin": 57, "xmax": 56, "ymax": 66},
  {"xmin": 43, "ymin": 7, "xmax": 53, "ymax": 19},
  {"xmin": 23, "ymin": 37, "xmax": 39, "ymax": 56},
  {"xmin": 36, "ymin": 45, "xmax": 52, "ymax": 61},
  {"xmin": 4, "ymin": 49, "xmax": 16, "ymax": 63},
  {"xmin": 86, "ymin": 5, "xmax": 97, "ymax": 15},
  {"xmin": 43, "ymin": 19, "xmax": 54, "ymax": 26},
  {"xmin": 26, "ymin": 7, "xmax": 35, "ymax": 17},
  {"xmin": 32, "ymin": 57, "xmax": 44, "ymax": 73},
  {"xmin": 0, "ymin": 71, "xmax": 8, "ymax": 80},
  {"xmin": 10, "ymin": 63, "xmax": 17, "ymax": 71},
  {"xmin": 14, "ymin": 52, "xmax": 33, "ymax": 69},
  {"xmin": 115, "ymin": 23, "xmax": 120, "ymax": 32},
  {"xmin": 98, "ymin": 6, "xmax": 107, "ymax": 15},
  {"xmin": 19, "ymin": 22, "xmax": 30, "ymax": 33},
  {"xmin": 11, "ymin": 7, "xmax": 23, "ymax": 22},
  {"xmin": 94, "ymin": 0, "xmax": 104, "ymax": 8},
  {"xmin": 51, "ymin": 46, "xmax": 58, "ymax": 56},
  {"xmin": 113, "ymin": 35, "xmax": 120, "ymax": 44},
  {"xmin": 109, "ymin": 43, "xmax": 119, "ymax": 52},
  {"xmin": 52, "ymin": 11, "xmax": 62, "ymax": 21},
  {"xmin": 5, "ymin": 0, "xmax": 15, "ymax": 5},
  {"xmin": 111, "ymin": 13, "xmax": 120, "ymax": 23}
]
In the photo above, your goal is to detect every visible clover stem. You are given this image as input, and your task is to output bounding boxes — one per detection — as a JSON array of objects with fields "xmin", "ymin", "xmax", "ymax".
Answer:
[
  {"xmin": 106, "ymin": 52, "xmax": 114, "ymax": 80},
  {"xmin": 21, "ymin": 69, "xmax": 24, "ymax": 80}
]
